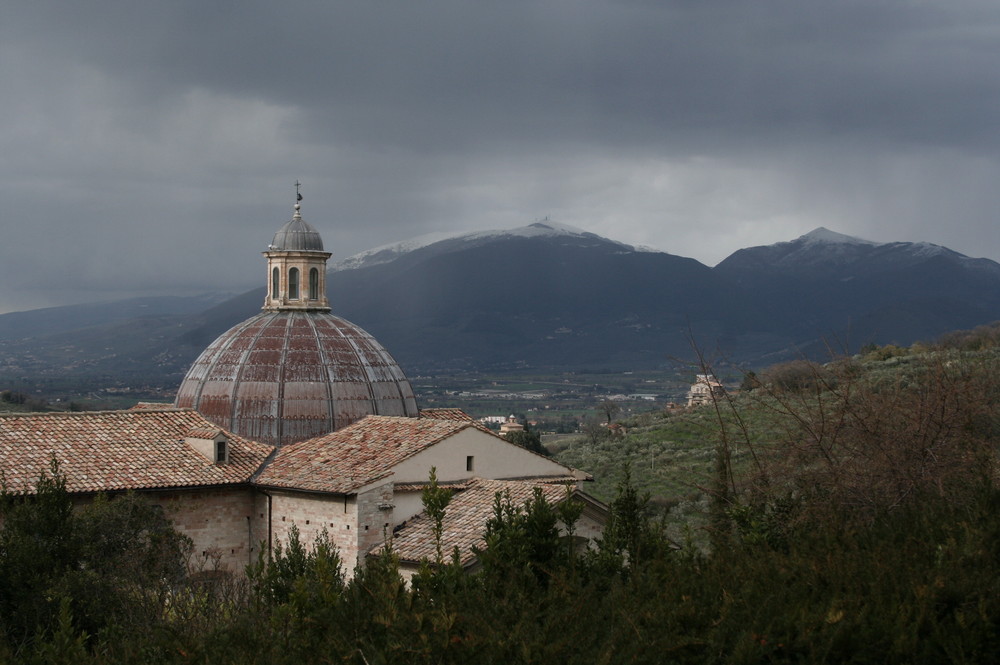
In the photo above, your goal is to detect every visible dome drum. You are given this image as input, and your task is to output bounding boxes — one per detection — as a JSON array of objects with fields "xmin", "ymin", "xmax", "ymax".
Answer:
[{"xmin": 264, "ymin": 250, "xmax": 332, "ymax": 312}]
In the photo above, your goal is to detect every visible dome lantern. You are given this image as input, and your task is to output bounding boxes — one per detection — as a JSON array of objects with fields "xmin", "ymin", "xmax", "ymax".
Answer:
[{"xmin": 263, "ymin": 184, "xmax": 332, "ymax": 312}]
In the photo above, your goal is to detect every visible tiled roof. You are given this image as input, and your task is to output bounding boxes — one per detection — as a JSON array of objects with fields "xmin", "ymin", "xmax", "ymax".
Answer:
[
  {"xmin": 419, "ymin": 408, "xmax": 474, "ymax": 422},
  {"xmin": 186, "ymin": 426, "xmax": 223, "ymax": 439},
  {"xmin": 0, "ymin": 408, "xmax": 273, "ymax": 494},
  {"xmin": 386, "ymin": 478, "xmax": 578, "ymax": 566},
  {"xmin": 255, "ymin": 415, "xmax": 474, "ymax": 494},
  {"xmin": 393, "ymin": 480, "xmax": 473, "ymax": 493}
]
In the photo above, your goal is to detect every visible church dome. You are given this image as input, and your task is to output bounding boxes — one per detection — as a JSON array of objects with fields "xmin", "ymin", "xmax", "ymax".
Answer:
[
  {"xmin": 175, "ymin": 187, "xmax": 419, "ymax": 447},
  {"xmin": 270, "ymin": 217, "xmax": 325, "ymax": 252},
  {"xmin": 175, "ymin": 311, "xmax": 419, "ymax": 447}
]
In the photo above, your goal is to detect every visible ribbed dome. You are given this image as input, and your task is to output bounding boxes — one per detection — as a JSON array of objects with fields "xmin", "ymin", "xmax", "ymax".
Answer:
[
  {"xmin": 271, "ymin": 217, "xmax": 325, "ymax": 252},
  {"xmin": 175, "ymin": 311, "xmax": 419, "ymax": 447}
]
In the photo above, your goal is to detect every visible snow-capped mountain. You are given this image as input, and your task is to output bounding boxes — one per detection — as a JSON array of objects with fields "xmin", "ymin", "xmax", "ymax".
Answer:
[
  {"xmin": 3, "ymin": 224, "xmax": 1000, "ymax": 385},
  {"xmin": 713, "ymin": 227, "xmax": 1000, "ymax": 350},
  {"xmin": 716, "ymin": 227, "xmax": 1000, "ymax": 279},
  {"xmin": 331, "ymin": 221, "xmax": 655, "ymax": 273}
]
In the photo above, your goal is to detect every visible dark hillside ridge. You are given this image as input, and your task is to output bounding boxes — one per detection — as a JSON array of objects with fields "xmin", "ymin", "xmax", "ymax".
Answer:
[
  {"xmin": 715, "ymin": 228, "xmax": 1000, "ymax": 348},
  {"xmin": 2, "ymin": 224, "xmax": 999, "ymax": 388},
  {"xmin": 0, "ymin": 294, "xmax": 230, "ymax": 340},
  {"xmin": 326, "ymin": 232, "xmax": 770, "ymax": 371}
]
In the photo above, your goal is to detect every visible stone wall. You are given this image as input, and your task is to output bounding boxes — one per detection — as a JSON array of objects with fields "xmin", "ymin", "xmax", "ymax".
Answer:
[
  {"xmin": 149, "ymin": 487, "xmax": 257, "ymax": 573},
  {"xmin": 265, "ymin": 490, "xmax": 357, "ymax": 564},
  {"xmin": 355, "ymin": 481, "xmax": 395, "ymax": 559},
  {"xmin": 256, "ymin": 481, "xmax": 396, "ymax": 572}
]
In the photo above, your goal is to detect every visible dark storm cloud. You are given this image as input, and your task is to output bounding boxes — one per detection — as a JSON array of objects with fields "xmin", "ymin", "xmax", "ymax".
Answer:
[{"xmin": 3, "ymin": 1, "xmax": 1000, "ymax": 312}]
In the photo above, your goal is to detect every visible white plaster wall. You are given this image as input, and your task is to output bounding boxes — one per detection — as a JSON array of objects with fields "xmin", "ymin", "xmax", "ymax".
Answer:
[
  {"xmin": 391, "ymin": 428, "xmax": 571, "ymax": 484},
  {"xmin": 391, "ymin": 489, "xmax": 425, "ymax": 524}
]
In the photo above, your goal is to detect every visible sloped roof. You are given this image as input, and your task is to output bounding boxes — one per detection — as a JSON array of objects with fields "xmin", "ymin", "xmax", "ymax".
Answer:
[
  {"xmin": 419, "ymin": 408, "xmax": 474, "ymax": 422},
  {"xmin": 386, "ymin": 477, "xmax": 582, "ymax": 567},
  {"xmin": 255, "ymin": 415, "xmax": 475, "ymax": 494},
  {"xmin": 0, "ymin": 408, "xmax": 273, "ymax": 494}
]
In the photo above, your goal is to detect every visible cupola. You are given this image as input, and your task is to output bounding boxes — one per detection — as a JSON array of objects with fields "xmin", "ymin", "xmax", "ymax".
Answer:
[{"xmin": 263, "ymin": 184, "xmax": 332, "ymax": 312}]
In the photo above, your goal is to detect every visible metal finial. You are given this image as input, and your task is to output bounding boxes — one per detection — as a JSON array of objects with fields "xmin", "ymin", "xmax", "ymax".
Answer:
[{"xmin": 293, "ymin": 180, "xmax": 302, "ymax": 218}]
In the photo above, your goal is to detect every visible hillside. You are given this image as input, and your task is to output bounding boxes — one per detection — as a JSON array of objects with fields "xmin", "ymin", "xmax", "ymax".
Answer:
[{"xmin": 557, "ymin": 325, "xmax": 1000, "ymax": 539}]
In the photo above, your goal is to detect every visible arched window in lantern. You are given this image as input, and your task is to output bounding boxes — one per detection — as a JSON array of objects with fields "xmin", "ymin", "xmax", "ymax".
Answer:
[{"xmin": 309, "ymin": 268, "xmax": 319, "ymax": 300}]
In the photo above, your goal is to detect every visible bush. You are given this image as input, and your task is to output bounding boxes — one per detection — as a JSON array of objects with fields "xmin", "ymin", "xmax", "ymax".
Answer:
[{"xmin": 0, "ymin": 463, "xmax": 191, "ymax": 651}]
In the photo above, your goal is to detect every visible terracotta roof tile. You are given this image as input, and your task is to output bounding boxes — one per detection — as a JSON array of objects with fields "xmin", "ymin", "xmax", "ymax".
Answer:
[
  {"xmin": 419, "ymin": 408, "xmax": 474, "ymax": 422},
  {"xmin": 387, "ymin": 478, "xmax": 576, "ymax": 566},
  {"xmin": 186, "ymin": 426, "xmax": 223, "ymax": 439},
  {"xmin": 393, "ymin": 480, "xmax": 473, "ymax": 492},
  {"xmin": 0, "ymin": 408, "xmax": 273, "ymax": 494},
  {"xmin": 256, "ymin": 415, "xmax": 473, "ymax": 494}
]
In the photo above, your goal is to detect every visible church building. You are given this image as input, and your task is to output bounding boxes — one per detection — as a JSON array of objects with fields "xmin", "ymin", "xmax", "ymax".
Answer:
[{"xmin": 0, "ymin": 191, "xmax": 605, "ymax": 575}]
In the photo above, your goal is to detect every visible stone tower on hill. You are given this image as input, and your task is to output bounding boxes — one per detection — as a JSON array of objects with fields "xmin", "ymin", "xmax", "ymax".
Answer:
[{"xmin": 174, "ymin": 189, "xmax": 419, "ymax": 447}]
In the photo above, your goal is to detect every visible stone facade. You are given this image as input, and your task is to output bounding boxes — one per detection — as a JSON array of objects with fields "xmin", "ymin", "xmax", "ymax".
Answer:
[
  {"xmin": 150, "ymin": 487, "xmax": 258, "ymax": 572},
  {"xmin": 257, "ymin": 482, "xmax": 395, "ymax": 569}
]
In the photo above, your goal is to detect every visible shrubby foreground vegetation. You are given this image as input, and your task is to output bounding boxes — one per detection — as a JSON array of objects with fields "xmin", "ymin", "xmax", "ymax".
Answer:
[{"xmin": 3, "ymin": 326, "xmax": 1000, "ymax": 663}]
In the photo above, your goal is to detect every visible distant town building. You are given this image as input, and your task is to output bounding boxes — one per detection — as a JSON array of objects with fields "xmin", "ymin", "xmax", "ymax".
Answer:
[
  {"xmin": 499, "ymin": 414, "xmax": 525, "ymax": 435},
  {"xmin": 686, "ymin": 374, "xmax": 726, "ymax": 407}
]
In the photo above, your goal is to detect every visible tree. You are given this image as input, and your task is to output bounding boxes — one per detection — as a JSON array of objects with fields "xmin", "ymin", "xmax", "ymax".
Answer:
[
  {"xmin": 597, "ymin": 469, "xmax": 657, "ymax": 569},
  {"xmin": 503, "ymin": 429, "xmax": 548, "ymax": 456},
  {"xmin": 475, "ymin": 488, "xmax": 565, "ymax": 587},
  {"xmin": 739, "ymin": 370, "xmax": 760, "ymax": 392},
  {"xmin": 0, "ymin": 461, "xmax": 191, "ymax": 650},
  {"xmin": 598, "ymin": 399, "xmax": 621, "ymax": 425},
  {"xmin": 248, "ymin": 525, "xmax": 345, "ymax": 609},
  {"xmin": 421, "ymin": 467, "xmax": 453, "ymax": 564}
]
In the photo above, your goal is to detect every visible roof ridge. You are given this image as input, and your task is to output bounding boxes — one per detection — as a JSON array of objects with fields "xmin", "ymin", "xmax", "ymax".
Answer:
[{"xmin": 0, "ymin": 406, "xmax": 191, "ymax": 419}]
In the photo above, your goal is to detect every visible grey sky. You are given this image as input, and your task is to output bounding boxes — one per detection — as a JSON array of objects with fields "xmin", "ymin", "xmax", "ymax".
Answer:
[{"xmin": 3, "ymin": 1, "xmax": 1000, "ymax": 313}]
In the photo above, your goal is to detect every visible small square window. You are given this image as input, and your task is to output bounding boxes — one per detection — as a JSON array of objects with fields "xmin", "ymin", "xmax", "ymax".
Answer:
[{"xmin": 466, "ymin": 455, "xmax": 474, "ymax": 472}]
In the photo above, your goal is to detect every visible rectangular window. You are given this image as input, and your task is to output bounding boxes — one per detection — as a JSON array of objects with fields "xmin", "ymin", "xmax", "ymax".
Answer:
[
  {"xmin": 215, "ymin": 440, "xmax": 226, "ymax": 463},
  {"xmin": 466, "ymin": 455, "xmax": 474, "ymax": 472}
]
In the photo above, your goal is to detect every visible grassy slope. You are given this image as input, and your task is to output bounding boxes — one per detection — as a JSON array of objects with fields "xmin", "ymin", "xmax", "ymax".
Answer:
[{"xmin": 556, "ymin": 337, "xmax": 1000, "ymax": 547}]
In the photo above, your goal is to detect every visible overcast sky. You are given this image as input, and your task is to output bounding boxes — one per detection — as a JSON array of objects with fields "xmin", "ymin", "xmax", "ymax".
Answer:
[{"xmin": 3, "ymin": 1, "xmax": 1000, "ymax": 313}]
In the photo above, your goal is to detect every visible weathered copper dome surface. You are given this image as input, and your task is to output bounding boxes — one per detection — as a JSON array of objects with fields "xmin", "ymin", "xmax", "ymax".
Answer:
[{"xmin": 175, "ymin": 311, "xmax": 418, "ymax": 447}]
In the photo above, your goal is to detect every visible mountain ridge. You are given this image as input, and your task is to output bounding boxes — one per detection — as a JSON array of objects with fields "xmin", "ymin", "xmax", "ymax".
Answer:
[{"xmin": 2, "ymin": 225, "xmax": 999, "ymax": 389}]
